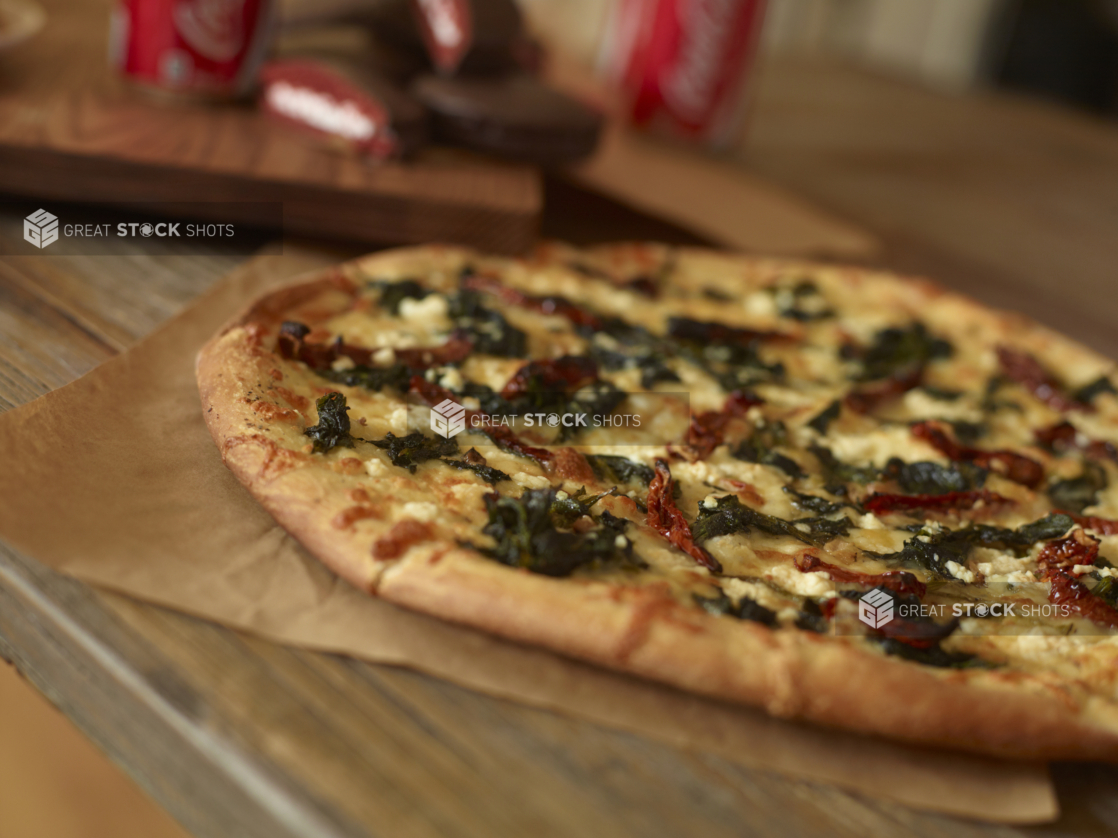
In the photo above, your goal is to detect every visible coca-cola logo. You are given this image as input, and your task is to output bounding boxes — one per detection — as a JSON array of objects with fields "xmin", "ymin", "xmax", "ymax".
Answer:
[
  {"xmin": 660, "ymin": 0, "xmax": 742, "ymax": 123},
  {"xmin": 174, "ymin": 0, "xmax": 246, "ymax": 63}
]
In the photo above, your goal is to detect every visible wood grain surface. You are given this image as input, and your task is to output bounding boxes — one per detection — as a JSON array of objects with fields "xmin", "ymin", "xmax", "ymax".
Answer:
[
  {"xmin": 745, "ymin": 56, "xmax": 1118, "ymax": 361},
  {"xmin": 0, "ymin": 0, "xmax": 540, "ymax": 253}
]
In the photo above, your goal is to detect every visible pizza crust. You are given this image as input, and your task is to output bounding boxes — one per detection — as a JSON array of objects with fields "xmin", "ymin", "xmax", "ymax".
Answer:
[{"xmin": 197, "ymin": 244, "xmax": 1118, "ymax": 761}]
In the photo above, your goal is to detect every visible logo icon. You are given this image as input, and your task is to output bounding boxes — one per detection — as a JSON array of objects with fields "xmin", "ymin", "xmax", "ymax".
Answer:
[
  {"xmin": 430, "ymin": 397, "xmax": 466, "ymax": 438},
  {"xmin": 24, "ymin": 209, "xmax": 59, "ymax": 249},
  {"xmin": 858, "ymin": 588, "xmax": 894, "ymax": 629}
]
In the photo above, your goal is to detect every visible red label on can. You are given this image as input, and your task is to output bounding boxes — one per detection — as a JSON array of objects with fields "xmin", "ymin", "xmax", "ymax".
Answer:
[
  {"xmin": 605, "ymin": 0, "xmax": 766, "ymax": 146},
  {"xmin": 410, "ymin": 0, "xmax": 473, "ymax": 74},
  {"xmin": 111, "ymin": 0, "xmax": 274, "ymax": 97}
]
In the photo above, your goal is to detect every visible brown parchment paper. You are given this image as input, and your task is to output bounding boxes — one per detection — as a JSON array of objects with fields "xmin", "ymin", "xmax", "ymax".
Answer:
[{"xmin": 0, "ymin": 249, "xmax": 1057, "ymax": 824}]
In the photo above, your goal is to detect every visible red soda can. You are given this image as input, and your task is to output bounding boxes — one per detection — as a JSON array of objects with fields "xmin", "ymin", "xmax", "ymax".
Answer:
[
  {"xmin": 109, "ymin": 0, "xmax": 276, "ymax": 99},
  {"xmin": 601, "ymin": 0, "xmax": 767, "ymax": 148}
]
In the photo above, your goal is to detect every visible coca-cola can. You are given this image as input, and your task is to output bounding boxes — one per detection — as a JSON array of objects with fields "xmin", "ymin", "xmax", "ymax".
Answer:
[
  {"xmin": 600, "ymin": 0, "xmax": 767, "ymax": 148},
  {"xmin": 109, "ymin": 0, "xmax": 277, "ymax": 99}
]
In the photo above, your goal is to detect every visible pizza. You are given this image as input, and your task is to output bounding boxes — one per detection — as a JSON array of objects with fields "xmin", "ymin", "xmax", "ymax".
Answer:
[{"xmin": 197, "ymin": 242, "xmax": 1118, "ymax": 760}]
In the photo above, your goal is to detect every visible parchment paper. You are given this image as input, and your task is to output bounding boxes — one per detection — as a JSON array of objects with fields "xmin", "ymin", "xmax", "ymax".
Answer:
[{"xmin": 0, "ymin": 249, "xmax": 1058, "ymax": 824}]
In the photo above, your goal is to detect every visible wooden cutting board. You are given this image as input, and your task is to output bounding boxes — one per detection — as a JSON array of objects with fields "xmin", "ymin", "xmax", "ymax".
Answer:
[{"xmin": 0, "ymin": 0, "xmax": 540, "ymax": 253}]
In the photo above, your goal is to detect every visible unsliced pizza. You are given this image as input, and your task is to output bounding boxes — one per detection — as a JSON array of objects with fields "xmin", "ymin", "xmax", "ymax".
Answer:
[{"xmin": 197, "ymin": 243, "xmax": 1118, "ymax": 759}]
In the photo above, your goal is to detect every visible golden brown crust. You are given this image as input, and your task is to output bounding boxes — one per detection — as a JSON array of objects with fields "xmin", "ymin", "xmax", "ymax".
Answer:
[
  {"xmin": 197, "ymin": 243, "xmax": 1118, "ymax": 761},
  {"xmin": 378, "ymin": 549, "xmax": 1118, "ymax": 760}
]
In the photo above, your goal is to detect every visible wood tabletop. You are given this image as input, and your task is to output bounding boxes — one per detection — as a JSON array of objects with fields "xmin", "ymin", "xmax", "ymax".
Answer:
[{"xmin": 5, "ymin": 56, "xmax": 1118, "ymax": 838}]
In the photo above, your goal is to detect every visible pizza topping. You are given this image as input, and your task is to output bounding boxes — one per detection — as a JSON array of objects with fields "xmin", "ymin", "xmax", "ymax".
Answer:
[
  {"xmin": 461, "ymin": 270, "xmax": 603, "ymax": 330},
  {"xmin": 794, "ymin": 554, "xmax": 925, "ymax": 597},
  {"xmin": 587, "ymin": 318, "xmax": 680, "ymax": 388},
  {"xmin": 851, "ymin": 323, "xmax": 952, "ymax": 383},
  {"xmin": 666, "ymin": 316, "xmax": 787, "ymax": 347},
  {"xmin": 911, "ymin": 420, "xmax": 1044, "ymax": 488},
  {"xmin": 446, "ymin": 287, "xmax": 528, "ymax": 357},
  {"xmin": 370, "ymin": 431, "xmax": 459, "ymax": 473},
  {"xmin": 863, "ymin": 489, "xmax": 1011, "ymax": 516},
  {"xmin": 372, "ymin": 278, "xmax": 431, "ymax": 314},
  {"xmin": 869, "ymin": 513, "xmax": 1074, "ymax": 579},
  {"xmin": 731, "ymin": 419, "xmax": 805, "ymax": 479},
  {"xmin": 693, "ymin": 590, "xmax": 777, "ymax": 625},
  {"xmin": 845, "ymin": 367, "xmax": 923, "ymax": 414},
  {"xmin": 692, "ymin": 495, "xmax": 851, "ymax": 549},
  {"xmin": 409, "ymin": 376, "xmax": 554, "ymax": 465},
  {"xmin": 996, "ymin": 345, "xmax": 1091, "ymax": 413},
  {"xmin": 686, "ymin": 390, "xmax": 764, "ymax": 459},
  {"xmin": 500, "ymin": 355, "xmax": 599, "ymax": 399},
  {"xmin": 442, "ymin": 458, "xmax": 511, "ymax": 485},
  {"xmin": 809, "ymin": 445, "xmax": 879, "ymax": 492},
  {"xmin": 647, "ymin": 459, "xmax": 722, "ymax": 573},
  {"xmin": 768, "ymin": 279, "xmax": 834, "ymax": 322},
  {"xmin": 1071, "ymin": 514, "xmax": 1118, "ymax": 535},
  {"xmin": 1073, "ymin": 374, "xmax": 1117, "ymax": 405},
  {"xmin": 305, "ymin": 392, "xmax": 359, "ymax": 454},
  {"xmin": 806, "ymin": 399, "xmax": 841, "ymax": 434},
  {"xmin": 1036, "ymin": 531, "xmax": 1118, "ymax": 629},
  {"xmin": 881, "ymin": 457, "xmax": 987, "ymax": 494},
  {"xmin": 278, "ymin": 319, "xmax": 471, "ymax": 391},
  {"xmin": 783, "ymin": 487, "xmax": 848, "ymax": 515},
  {"xmin": 495, "ymin": 356, "xmax": 627, "ymax": 442},
  {"xmin": 1034, "ymin": 420, "xmax": 1117, "ymax": 461},
  {"xmin": 479, "ymin": 488, "xmax": 642, "ymax": 577},
  {"xmin": 1047, "ymin": 461, "xmax": 1108, "ymax": 514},
  {"xmin": 842, "ymin": 324, "xmax": 954, "ymax": 413},
  {"xmin": 585, "ymin": 455, "xmax": 656, "ymax": 487}
]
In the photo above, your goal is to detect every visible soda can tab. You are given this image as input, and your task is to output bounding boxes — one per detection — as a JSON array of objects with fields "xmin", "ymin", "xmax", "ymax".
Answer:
[
  {"xmin": 110, "ymin": 0, "xmax": 276, "ymax": 99},
  {"xmin": 600, "ymin": 0, "xmax": 767, "ymax": 148}
]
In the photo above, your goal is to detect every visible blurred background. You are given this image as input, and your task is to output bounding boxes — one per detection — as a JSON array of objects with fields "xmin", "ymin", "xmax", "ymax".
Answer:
[{"xmin": 3, "ymin": 0, "xmax": 1118, "ymax": 836}]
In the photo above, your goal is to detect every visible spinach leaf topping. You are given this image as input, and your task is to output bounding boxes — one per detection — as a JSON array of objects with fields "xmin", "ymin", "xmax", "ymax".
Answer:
[
  {"xmin": 732, "ymin": 420, "xmax": 804, "ymax": 478},
  {"xmin": 853, "ymin": 323, "xmax": 952, "ymax": 382},
  {"xmin": 871, "ymin": 637, "xmax": 991, "ymax": 669},
  {"xmin": 946, "ymin": 420, "xmax": 987, "ymax": 445},
  {"xmin": 920, "ymin": 386, "xmax": 964, "ymax": 401},
  {"xmin": 881, "ymin": 457, "xmax": 987, "ymax": 494},
  {"xmin": 807, "ymin": 399, "xmax": 841, "ymax": 435},
  {"xmin": 372, "ymin": 278, "xmax": 430, "ymax": 314},
  {"xmin": 304, "ymin": 392, "xmax": 358, "ymax": 454},
  {"xmin": 370, "ymin": 432, "xmax": 458, "ymax": 473},
  {"xmin": 1091, "ymin": 577, "xmax": 1118, "ymax": 608},
  {"xmin": 1074, "ymin": 375, "xmax": 1117, "ymax": 405},
  {"xmin": 694, "ymin": 590, "xmax": 777, "ymax": 625},
  {"xmin": 446, "ymin": 289, "xmax": 527, "ymax": 357},
  {"xmin": 809, "ymin": 445, "xmax": 880, "ymax": 492},
  {"xmin": 783, "ymin": 486, "xmax": 847, "ymax": 515},
  {"xmin": 869, "ymin": 513, "xmax": 1074, "ymax": 578},
  {"xmin": 794, "ymin": 598, "xmax": 829, "ymax": 633},
  {"xmin": 586, "ymin": 454, "xmax": 656, "ymax": 487},
  {"xmin": 692, "ymin": 495, "xmax": 851, "ymax": 548},
  {"xmin": 1048, "ymin": 461, "xmax": 1108, "ymax": 514},
  {"xmin": 586, "ymin": 318, "xmax": 681, "ymax": 389},
  {"xmin": 479, "ymin": 489, "xmax": 642, "ymax": 577},
  {"xmin": 442, "ymin": 459, "xmax": 510, "ymax": 485},
  {"xmin": 317, "ymin": 363, "xmax": 412, "ymax": 393},
  {"xmin": 769, "ymin": 280, "xmax": 835, "ymax": 321}
]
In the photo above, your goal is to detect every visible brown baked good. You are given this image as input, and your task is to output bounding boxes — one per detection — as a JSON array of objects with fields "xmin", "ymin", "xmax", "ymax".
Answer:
[{"xmin": 197, "ymin": 243, "xmax": 1118, "ymax": 760}]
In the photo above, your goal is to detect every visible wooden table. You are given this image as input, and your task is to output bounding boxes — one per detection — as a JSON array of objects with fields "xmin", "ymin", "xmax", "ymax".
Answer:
[{"xmin": 6, "ymin": 59, "xmax": 1118, "ymax": 837}]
